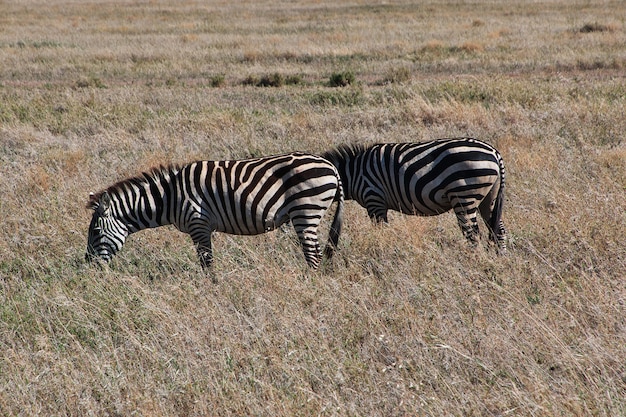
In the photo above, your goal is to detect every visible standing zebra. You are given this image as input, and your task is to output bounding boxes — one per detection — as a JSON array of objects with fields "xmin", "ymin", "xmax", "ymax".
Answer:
[
  {"xmin": 86, "ymin": 152, "xmax": 344, "ymax": 273},
  {"xmin": 322, "ymin": 137, "xmax": 506, "ymax": 252}
]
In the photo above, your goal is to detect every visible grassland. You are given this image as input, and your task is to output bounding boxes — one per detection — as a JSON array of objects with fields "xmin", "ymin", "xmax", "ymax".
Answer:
[{"xmin": 1, "ymin": 0, "xmax": 625, "ymax": 415}]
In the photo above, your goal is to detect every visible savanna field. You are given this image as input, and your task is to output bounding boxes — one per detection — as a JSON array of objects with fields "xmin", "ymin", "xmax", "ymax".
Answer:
[{"xmin": 1, "ymin": 0, "xmax": 625, "ymax": 415}]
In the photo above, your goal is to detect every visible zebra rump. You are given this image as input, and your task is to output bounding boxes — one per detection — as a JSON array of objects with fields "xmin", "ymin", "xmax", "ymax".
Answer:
[
  {"xmin": 322, "ymin": 137, "xmax": 506, "ymax": 252},
  {"xmin": 86, "ymin": 152, "xmax": 344, "ymax": 273}
]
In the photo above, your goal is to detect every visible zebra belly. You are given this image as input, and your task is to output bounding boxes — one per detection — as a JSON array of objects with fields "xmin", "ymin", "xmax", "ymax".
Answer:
[
  {"xmin": 384, "ymin": 189, "xmax": 451, "ymax": 217},
  {"xmin": 388, "ymin": 185, "xmax": 489, "ymax": 216},
  {"xmin": 393, "ymin": 200, "xmax": 450, "ymax": 217},
  {"xmin": 213, "ymin": 208, "xmax": 290, "ymax": 236}
]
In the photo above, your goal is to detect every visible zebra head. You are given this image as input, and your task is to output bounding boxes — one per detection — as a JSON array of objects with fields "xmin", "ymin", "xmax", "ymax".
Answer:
[{"xmin": 85, "ymin": 191, "xmax": 129, "ymax": 263}]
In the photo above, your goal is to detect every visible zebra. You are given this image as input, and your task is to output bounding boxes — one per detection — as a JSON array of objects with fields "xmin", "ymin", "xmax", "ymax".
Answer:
[
  {"xmin": 322, "ymin": 137, "xmax": 506, "ymax": 252},
  {"xmin": 86, "ymin": 152, "xmax": 344, "ymax": 274}
]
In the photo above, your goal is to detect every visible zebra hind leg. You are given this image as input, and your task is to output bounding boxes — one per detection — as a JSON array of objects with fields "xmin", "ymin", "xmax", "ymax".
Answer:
[
  {"xmin": 484, "ymin": 218, "xmax": 507, "ymax": 254},
  {"xmin": 478, "ymin": 192, "xmax": 507, "ymax": 254},
  {"xmin": 293, "ymin": 226, "xmax": 322, "ymax": 269},
  {"xmin": 454, "ymin": 206, "xmax": 481, "ymax": 247},
  {"xmin": 493, "ymin": 221, "xmax": 507, "ymax": 254}
]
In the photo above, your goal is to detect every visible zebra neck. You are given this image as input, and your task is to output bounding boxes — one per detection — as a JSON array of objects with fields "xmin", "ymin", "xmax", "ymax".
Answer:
[
  {"xmin": 114, "ymin": 176, "xmax": 177, "ymax": 233},
  {"xmin": 335, "ymin": 155, "xmax": 361, "ymax": 201}
]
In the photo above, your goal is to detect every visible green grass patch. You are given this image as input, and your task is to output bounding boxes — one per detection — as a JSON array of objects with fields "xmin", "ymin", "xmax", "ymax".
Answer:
[{"xmin": 328, "ymin": 71, "xmax": 356, "ymax": 87}]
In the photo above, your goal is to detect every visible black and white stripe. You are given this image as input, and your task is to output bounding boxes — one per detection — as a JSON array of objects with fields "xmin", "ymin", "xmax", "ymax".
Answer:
[
  {"xmin": 86, "ymin": 152, "xmax": 344, "ymax": 271},
  {"xmin": 322, "ymin": 138, "xmax": 506, "ymax": 251}
]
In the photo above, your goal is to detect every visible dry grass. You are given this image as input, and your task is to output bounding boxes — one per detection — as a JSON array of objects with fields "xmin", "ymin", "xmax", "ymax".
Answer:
[{"xmin": 1, "ymin": 0, "xmax": 625, "ymax": 416}]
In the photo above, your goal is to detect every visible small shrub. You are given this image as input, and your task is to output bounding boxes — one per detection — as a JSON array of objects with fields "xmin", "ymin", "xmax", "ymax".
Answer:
[
  {"xmin": 241, "ymin": 73, "xmax": 301, "ymax": 87},
  {"xmin": 32, "ymin": 40, "xmax": 61, "ymax": 48},
  {"xmin": 420, "ymin": 41, "xmax": 483, "ymax": 56},
  {"xmin": 329, "ymin": 71, "xmax": 355, "ymax": 87},
  {"xmin": 579, "ymin": 22, "xmax": 615, "ymax": 33},
  {"xmin": 75, "ymin": 79, "xmax": 91, "ymax": 89},
  {"xmin": 309, "ymin": 88, "xmax": 363, "ymax": 106},
  {"xmin": 285, "ymin": 74, "xmax": 304, "ymax": 85},
  {"xmin": 11, "ymin": 40, "xmax": 61, "ymax": 49},
  {"xmin": 257, "ymin": 73, "xmax": 284, "ymax": 87},
  {"xmin": 209, "ymin": 74, "xmax": 226, "ymax": 87},
  {"xmin": 242, "ymin": 75, "xmax": 260, "ymax": 86}
]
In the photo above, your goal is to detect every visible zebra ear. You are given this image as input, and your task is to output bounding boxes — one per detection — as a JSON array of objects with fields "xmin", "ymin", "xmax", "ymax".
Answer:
[
  {"xmin": 98, "ymin": 191, "xmax": 112, "ymax": 215},
  {"xmin": 87, "ymin": 192, "xmax": 99, "ymax": 210}
]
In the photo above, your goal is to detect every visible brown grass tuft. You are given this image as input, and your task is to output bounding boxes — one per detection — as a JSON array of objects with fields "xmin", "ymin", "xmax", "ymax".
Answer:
[
  {"xmin": 457, "ymin": 42, "xmax": 484, "ymax": 53},
  {"xmin": 421, "ymin": 39, "xmax": 446, "ymax": 53}
]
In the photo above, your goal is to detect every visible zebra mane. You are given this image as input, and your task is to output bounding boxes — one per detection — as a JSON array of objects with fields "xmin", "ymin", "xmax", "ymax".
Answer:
[
  {"xmin": 86, "ymin": 164, "xmax": 180, "ymax": 209},
  {"xmin": 322, "ymin": 142, "xmax": 369, "ymax": 164}
]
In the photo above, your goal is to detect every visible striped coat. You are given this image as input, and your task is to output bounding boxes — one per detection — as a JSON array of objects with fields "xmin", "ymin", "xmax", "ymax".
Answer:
[
  {"xmin": 86, "ymin": 152, "xmax": 344, "ymax": 273},
  {"xmin": 322, "ymin": 138, "xmax": 506, "ymax": 251}
]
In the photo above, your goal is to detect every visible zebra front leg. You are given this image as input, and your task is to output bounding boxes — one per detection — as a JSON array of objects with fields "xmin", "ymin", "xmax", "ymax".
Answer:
[
  {"xmin": 190, "ymin": 230, "xmax": 217, "ymax": 283},
  {"xmin": 367, "ymin": 206, "xmax": 389, "ymax": 224},
  {"xmin": 362, "ymin": 192, "xmax": 389, "ymax": 224},
  {"xmin": 196, "ymin": 243, "xmax": 213, "ymax": 268}
]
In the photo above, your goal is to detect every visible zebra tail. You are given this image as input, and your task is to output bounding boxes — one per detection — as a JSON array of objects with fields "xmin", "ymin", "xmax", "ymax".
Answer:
[
  {"xmin": 324, "ymin": 180, "xmax": 344, "ymax": 259},
  {"xmin": 488, "ymin": 157, "xmax": 506, "ymax": 243},
  {"xmin": 490, "ymin": 181, "xmax": 504, "ymax": 234}
]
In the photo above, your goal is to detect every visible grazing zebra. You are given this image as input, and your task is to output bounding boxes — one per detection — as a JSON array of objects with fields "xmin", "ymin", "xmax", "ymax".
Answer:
[
  {"xmin": 86, "ymin": 152, "xmax": 344, "ymax": 274},
  {"xmin": 322, "ymin": 137, "xmax": 506, "ymax": 252}
]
